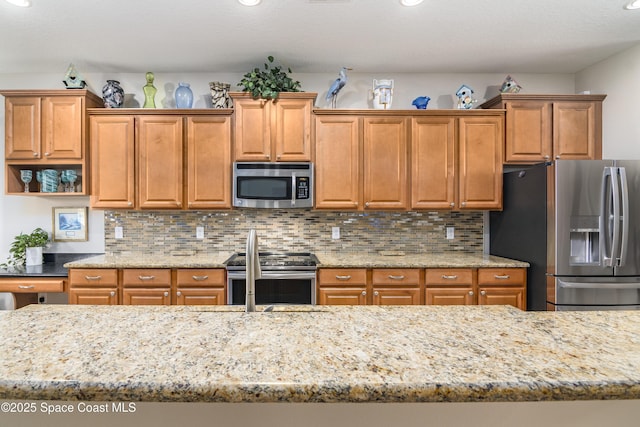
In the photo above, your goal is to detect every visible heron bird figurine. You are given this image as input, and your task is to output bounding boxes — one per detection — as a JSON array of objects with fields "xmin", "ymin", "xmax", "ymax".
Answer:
[{"xmin": 326, "ymin": 67, "xmax": 352, "ymax": 108}]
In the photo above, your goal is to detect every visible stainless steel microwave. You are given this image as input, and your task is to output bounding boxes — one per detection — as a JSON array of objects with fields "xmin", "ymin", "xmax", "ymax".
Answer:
[{"xmin": 232, "ymin": 162, "xmax": 313, "ymax": 208}]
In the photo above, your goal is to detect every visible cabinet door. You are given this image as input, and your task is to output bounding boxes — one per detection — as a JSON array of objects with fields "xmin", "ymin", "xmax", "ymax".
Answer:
[
  {"xmin": 504, "ymin": 101, "xmax": 552, "ymax": 163},
  {"xmin": 458, "ymin": 116, "xmax": 503, "ymax": 210},
  {"xmin": 234, "ymin": 98, "xmax": 271, "ymax": 161},
  {"xmin": 137, "ymin": 116, "xmax": 184, "ymax": 209},
  {"xmin": 318, "ymin": 287, "xmax": 367, "ymax": 305},
  {"xmin": 176, "ymin": 288, "xmax": 225, "ymax": 305},
  {"xmin": 186, "ymin": 116, "xmax": 231, "ymax": 209},
  {"xmin": 4, "ymin": 96, "xmax": 41, "ymax": 159},
  {"xmin": 90, "ymin": 115, "xmax": 135, "ymax": 208},
  {"xmin": 123, "ymin": 288, "xmax": 171, "ymax": 305},
  {"xmin": 69, "ymin": 288, "xmax": 118, "ymax": 305},
  {"xmin": 373, "ymin": 287, "xmax": 421, "ymax": 305},
  {"xmin": 477, "ymin": 268, "xmax": 526, "ymax": 310},
  {"xmin": 273, "ymin": 98, "xmax": 312, "ymax": 161},
  {"xmin": 425, "ymin": 287, "xmax": 475, "ymax": 305},
  {"xmin": 42, "ymin": 96, "xmax": 83, "ymax": 159},
  {"xmin": 314, "ymin": 115, "xmax": 361, "ymax": 209},
  {"xmin": 553, "ymin": 101, "xmax": 599, "ymax": 160},
  {"xmin": 363, "ymin": 117, "xmax": 408, "ymax": 210},
  {"xmin": 411, "ymin": 117, "xmax": 456, "ymax": 209},
  {"xmin": 478, "ymin": 287, "xmax": 525, "ymax": 309}
]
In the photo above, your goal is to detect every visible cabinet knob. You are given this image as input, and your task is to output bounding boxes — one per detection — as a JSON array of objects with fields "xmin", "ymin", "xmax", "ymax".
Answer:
[
  {"xmin": 44, "ymin": 152, "xmax": 50, "ymax": 157},
  {"xmin": 164, "ymin": 291, "xmax": 169, "ymax": 297},
  {"xmin": 127, "ymin": 202, "xmax": 133, "ymax": 207},
  {"xmin": 555, "ymin": 155, "xmax": 561, "ymax": 160},
  {"xmin": 365, "ymin": 202, "xmax": 370, "ymax": 208},
  {"xmin": 450, "ymin": 202, "xmax": 455, "ymax": 208},
  {"xmin": 276, "ymin": 154, "xmax": 281, "ymax": 160},
  {"xmin": 544, "ymin": 155, "xmax": 550, "ymax": 160},
  {"xmin": 468, "ymin": 291, "xmax": 474, "ymax": 296},
  {"xmin": 480, "ymin": 290, "xmax": 487, "ymax": 296},
  {"xmin": 177, "ymin": 291, "xmax": 182, "ymax": 297},
  {"xmin": 374, "ymin": 291, "xmax": 379, "ymax": 296},
  {"xmin": 461, "ymin": 202, "xmax": 466, "ymax": 207},
  {"xmin": 110, "ymin": 291, "xmax": 116, "ymax": 297},
  {"xmin": 361, "ymin": 291, "xmax": 367, "ymax": 296},
  {"xmin": 33, "ymin": 152, "xmax": 39, "ymax": 157}
]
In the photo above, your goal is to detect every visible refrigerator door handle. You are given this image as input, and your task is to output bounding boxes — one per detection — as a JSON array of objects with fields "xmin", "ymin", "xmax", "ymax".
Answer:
[
  {"xmin": 601, "ymin": 167, "xmax": 614, "ymax": 267},
  {"xmin": 618, "ymin": 167, "xmax": 629, "ymax": 267}
]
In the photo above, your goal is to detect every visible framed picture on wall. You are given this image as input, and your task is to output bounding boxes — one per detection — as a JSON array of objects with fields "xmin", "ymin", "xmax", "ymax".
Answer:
[{"xmin": 52, "ymin": 207, "xmax": 88, "ymax": 242}]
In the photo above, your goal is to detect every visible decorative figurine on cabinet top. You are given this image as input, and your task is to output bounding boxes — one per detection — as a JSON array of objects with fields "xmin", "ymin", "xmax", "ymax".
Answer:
[
  {"xmin": 326, "ymin": 67, "xmax": 352, "ymax": 109},
  {"xmin": 143, "ymin": 72, "xmax": 157, "ymax": 108},
  {"xmin": 456, "ymin": 84, "xmax": 477, "ymax": 110},
  {"xmin": 62, "ymin": 63, "xmax": 86, "ymax": 89},
  {"xmin": 411, "ymin": 96, "xmax": 431, "ymax": 109},
  {"xmin": 500, "ymin": 75, "xmax": 522, "ymax": 93},
  {"xmin": 371, "ymin": 79, "xmax": 394, "ymax": 109}
]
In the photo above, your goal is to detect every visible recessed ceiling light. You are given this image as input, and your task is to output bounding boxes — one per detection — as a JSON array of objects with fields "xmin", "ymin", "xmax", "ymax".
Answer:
[
  {"xmin": 400, "ymin": 0, "xmax": 424, "ymax": 6},
  {"xmin": 624, "ymin": 0, "xmax": 640, "ymax": 9},
  {"xmin": 5, "ymin": 0, "xmax": 31, "ymax": 7},
  {"xmin": 238, "ymin": 0, "xmax": 261, "ymax": 5}
]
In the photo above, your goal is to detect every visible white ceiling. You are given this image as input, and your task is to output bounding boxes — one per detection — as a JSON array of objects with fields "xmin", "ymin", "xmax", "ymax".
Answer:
[{"xmin": 1, "ymin": 0, "xmax": 639, "ymax": 75}]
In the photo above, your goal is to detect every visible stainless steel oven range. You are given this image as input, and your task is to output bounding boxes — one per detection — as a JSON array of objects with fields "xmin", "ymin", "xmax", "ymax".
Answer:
[{"xmin": 225, "ymin": 252, "xmax": 318, "ymax": 305}]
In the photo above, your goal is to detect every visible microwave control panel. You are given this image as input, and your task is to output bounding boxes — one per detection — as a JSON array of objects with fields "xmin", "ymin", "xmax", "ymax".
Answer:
[{"xmin": 296, "ymin": 177, "xmax": 310, "ymax": 199}]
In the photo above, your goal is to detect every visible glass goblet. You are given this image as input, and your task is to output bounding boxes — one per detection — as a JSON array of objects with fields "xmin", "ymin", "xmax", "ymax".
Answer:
[
  {"xmin": 60, "ymin": 170, "xmax": 70, "ymax": 192},
  {"xmin": 65, "ymin": 170, "xmax": 77, "ymax": 193},
  {"xmin": 36, "ymin": 171, "xmax": 42, "ymax": 192},
  {"xmin": 20, "ymin": 170, "xmax": 32, "ymax": 193}
]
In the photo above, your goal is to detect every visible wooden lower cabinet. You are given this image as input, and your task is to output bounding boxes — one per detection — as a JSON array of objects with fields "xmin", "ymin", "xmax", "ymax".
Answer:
[
  {"xmin": 425, "ymin": 267, "xmax": 526, "ymax": 310},
  {"xmin": 175, "ymin": 269, "xmax": 226, "ymax": 305},
  {"xmin": 69, "ymin": 268, "xmax": 226, "ymax": 306},
  {"xmin": 317, "ymin": 268, "xmax": 422, "ymax": 305},
  {"xmin": 68, "ymin": 269, "xmax": 119, "ymax": 305}
]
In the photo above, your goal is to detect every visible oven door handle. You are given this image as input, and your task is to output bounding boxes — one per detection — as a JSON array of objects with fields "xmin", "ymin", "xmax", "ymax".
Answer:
[{"xmin": 260, "ymin": 272, "xmax": 316, "ymax": 280}]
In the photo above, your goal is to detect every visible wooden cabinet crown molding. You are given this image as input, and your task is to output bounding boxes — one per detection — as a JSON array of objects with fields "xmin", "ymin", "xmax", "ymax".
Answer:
[
  {"xmin": 313, "ymin": 109, "xmax": 505, "ymax": 117},
  {"xmin": 478, "ymin": 93, "xmax": 607, "ymax": 109},
  {"xmin": 1, "ymin": 89, "xmax": 102, "ymax": 104},
  {"xmin": 87, "ymin": 108, "xmax": 233, "ymax": 116}
]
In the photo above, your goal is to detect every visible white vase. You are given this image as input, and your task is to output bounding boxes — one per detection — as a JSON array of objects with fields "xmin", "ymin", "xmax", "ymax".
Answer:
[
  {"xmin": 372, "ymin": 79, "xmax": 393, "ymax": 110},
  {"xmin": 25, "ymin": 247, "xmax": 43, "ymax": 266}
]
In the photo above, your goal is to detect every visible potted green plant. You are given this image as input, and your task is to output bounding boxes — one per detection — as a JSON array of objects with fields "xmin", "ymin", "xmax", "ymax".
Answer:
[
  {"xmin": 238, "ymin": 55, "xmax": 302, "ymax": 100},
  {"xmin": 1, "ymin": 228, "xmax": 50, "ymax": 268}
]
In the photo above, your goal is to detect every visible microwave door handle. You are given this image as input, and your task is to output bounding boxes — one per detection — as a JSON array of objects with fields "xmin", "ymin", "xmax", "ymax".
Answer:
[
  {"xmin": 601, "ymin": 167, "xmax": 614, "ymax": 267},
  {"xmin": 291, "ymin": 173, "xmax": 296, "ymax": 206},
  {"xmin": 618, "ymin": 167, "xmax": 629, "ymax": 267}
]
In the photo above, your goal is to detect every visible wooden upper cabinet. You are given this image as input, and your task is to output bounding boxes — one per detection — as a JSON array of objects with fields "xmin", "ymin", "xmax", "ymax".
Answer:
[
  {"xmin": 231, "ymin": 92, "xmax": 316, "ymax": 161},
  {"xmin": 411, "ymin": 112, "xmax": 503, "ymax": 210},
  {"xmin": 90, "ymin": 115, "xmax": 136, "ymax": 209},
  {"xmin": 479, "ymin": 94, "xmax": 606, "ymax": 164},
  {"xmin": 458, "ymin": 116, "xmax": 503, "ymax": 210},
  {"xmin": 363, "ymin": 117, "xmax": 408, "ymax": 210},
  {"xmin": 137, "ymin": 115, "xmax": 184, "ymax": 209},
  {"xmin": 314, "ymin": 115, "xmax": 361, "ymax": 209},
  {"xmin": 186, "ymin": 116, "xmax": 232, "ymax": 209},
  {"xmin": 4, "ymin": 96, "xmax": 41, "ymax": 159},
  {"xmin": 411, "ymin": 116, "xmax": 456, "ymax": 209}
]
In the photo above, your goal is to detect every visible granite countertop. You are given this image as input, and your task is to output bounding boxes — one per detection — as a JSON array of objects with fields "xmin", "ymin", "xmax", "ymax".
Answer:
[
  {"xmin": 64, "ymin": 252, "xmax": 528, "ymax": 269},
  {"xmin": 0, "ymin": 304, "xmax": 637, "ymax": 403}
]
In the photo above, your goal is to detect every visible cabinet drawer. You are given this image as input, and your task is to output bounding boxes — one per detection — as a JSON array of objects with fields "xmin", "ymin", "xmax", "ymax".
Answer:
[
  {"xmin": 176, "ymin": 269, "xmax": 225, "ymax": 287},
  {"xmin": 372, "ymin": 269, "xmax": 420, "ymax": 285},
  {"xmin": 425, "ymin": 269, "xmax": 474, "ymax": 285},
  {"xmin": 69, "ymin": 269, "xmax": 118, "ymax": 286},
  {"xmin": 122, "ymin": 269, "xmax": 171, "ymax": 286},
  {"xmin": 477, "ymin": 268, "xmax": 525, "ymax": 285},
  {"xmin": 0, "ymin": 278, "xmax": 65, "ymax": 293},
  {"xmin": 318, "ymin": 269, "xmax": 367, "ymax": 285}
]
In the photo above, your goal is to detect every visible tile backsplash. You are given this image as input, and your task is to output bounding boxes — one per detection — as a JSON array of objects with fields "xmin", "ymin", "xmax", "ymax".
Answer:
[{"xmin": 104, "ymin": 210, "xmax": 484, "ymax": 255}]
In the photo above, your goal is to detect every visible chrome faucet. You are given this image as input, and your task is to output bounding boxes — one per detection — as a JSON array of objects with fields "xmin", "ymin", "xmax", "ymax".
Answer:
[{"xmin": 245, "ymin": 229, "xmax": 261, "ymax": 312}]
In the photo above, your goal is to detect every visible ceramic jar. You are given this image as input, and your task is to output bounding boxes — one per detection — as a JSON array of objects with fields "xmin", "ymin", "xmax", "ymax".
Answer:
[
  {"xmin": 209, "ymin": 81, "xmax": 232, "ymax": 108},
  {"xmin": 102, "ymin": 80, "xmax": 124, "ymax": 108},
  {"xmin": 175, "ymin": 82, "xmax": 193, "ymax": 108}
]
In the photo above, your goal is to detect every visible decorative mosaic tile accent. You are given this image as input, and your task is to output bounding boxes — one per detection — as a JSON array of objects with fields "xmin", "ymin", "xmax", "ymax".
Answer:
[{"xmin": 103, "ymin": 210, "xmax": 484, "ymax": 256}]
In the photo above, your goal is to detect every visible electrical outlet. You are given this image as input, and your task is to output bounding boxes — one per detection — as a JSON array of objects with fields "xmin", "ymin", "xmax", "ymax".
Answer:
[
  {"xmin": 196, "ymin": 226, "xmax": 205, "ymax": 239},
  {"xmin": 115, "ymin": 226, "xmax": 124, "ymax": 239},
  {"xmin": 331, "ymin": 226, "xmax": 340, "ymax": 240},
  {"xmin": 446, "ymin": 227, "xmax": 455, "ymax": 240}
]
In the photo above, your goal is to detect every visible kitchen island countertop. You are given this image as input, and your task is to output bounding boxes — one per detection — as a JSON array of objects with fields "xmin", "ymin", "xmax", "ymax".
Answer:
[{"xmin": 0, "ymin": 304, "xmax": 637, "ymax": 403}]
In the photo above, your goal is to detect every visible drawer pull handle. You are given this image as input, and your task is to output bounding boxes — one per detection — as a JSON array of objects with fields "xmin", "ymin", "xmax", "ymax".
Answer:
[
  {"xmin": 336, "ymin": 275, "xmax": 352, "ymax": 280},
  {"xmin": 441, "ymin": 275, "xmax": 458, "ymax": 280},
  {"xmin": 192, "ymin": 275, "xmax": 209, "ymax": 281},
  {"xmin": 85, "ymin": 275, "xmax": 102, "ymax": 280},
  {"xmin": 494, "ymin": 275, "xmax": 511, "ymax": 279},
  {"xmin": 388, "ymin": 275, "xmax": 405, "ymax": 280},
  {"xmin": 138, "ymin": 275, "xmax": 155, "ymax": 281},
  {"xmin": 18, "ymin": 285, "xmax": 35, "ymax": 289}
]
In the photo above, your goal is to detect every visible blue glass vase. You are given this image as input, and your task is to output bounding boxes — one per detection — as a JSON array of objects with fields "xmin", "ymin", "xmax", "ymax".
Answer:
[{"xmin": 175, "ymin": 82, "xmax": 193, "ymax": 108}]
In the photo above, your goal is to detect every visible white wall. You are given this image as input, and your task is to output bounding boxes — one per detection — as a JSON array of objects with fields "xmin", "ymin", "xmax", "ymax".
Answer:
[
  {"xmin": 0, "ymin": 71, "xmax": 575, "ymax": 261},
  {"xmin": 576, "ymin": 43, "xmax": 640, "ymax": 159}
]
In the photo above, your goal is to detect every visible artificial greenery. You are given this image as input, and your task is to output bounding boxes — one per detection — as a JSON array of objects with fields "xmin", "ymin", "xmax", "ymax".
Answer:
[
  {"xmin": 0, "ymin": 228, "xmax": 49, "ymax": 269},
  {"xmin": 238, "ymin": 55, "xmax": 301, "ymax": 100}
]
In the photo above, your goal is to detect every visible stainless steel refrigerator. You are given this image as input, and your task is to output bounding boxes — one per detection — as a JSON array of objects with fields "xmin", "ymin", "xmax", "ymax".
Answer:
[{"xmin": 490, "ymin": 160, "xmax": 640, "ymax": 311}]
